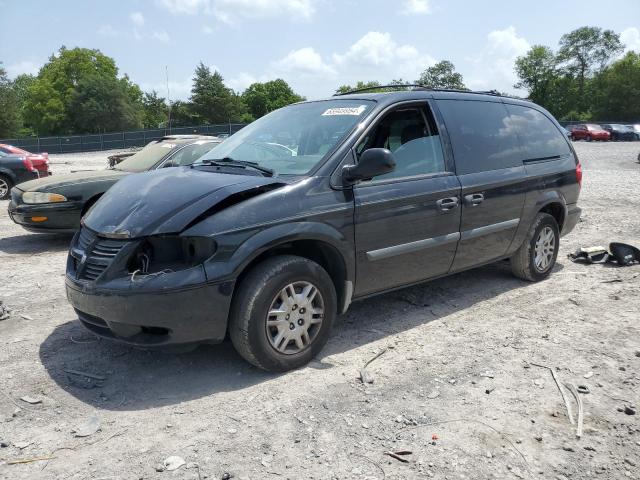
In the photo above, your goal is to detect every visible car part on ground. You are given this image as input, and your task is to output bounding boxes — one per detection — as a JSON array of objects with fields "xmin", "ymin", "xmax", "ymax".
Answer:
[
  {"xmin": 569, "ymin": 243, "xmax": 640, "ymax": 266},
  {"xmin": 64, "ymin": 88, "xmax": 582, "ymax": 371},
  {"xmin": 107, "ymin": 150, "xmax": 140, "ymax": 168},
  {"xmin": 7, "ymin": 136, "xmax": 222, "ymax": 233}
]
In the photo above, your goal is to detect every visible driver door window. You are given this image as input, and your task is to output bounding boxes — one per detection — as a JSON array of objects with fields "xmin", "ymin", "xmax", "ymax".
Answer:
[{"xmin": 356, "ymin": 105, "xmax": 446, "ymax": 180}]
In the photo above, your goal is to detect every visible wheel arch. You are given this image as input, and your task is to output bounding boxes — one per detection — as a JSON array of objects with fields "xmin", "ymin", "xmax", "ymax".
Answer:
[{"xmin": 213, "ymin": 222, "xmax": 355, "ymax": 315}]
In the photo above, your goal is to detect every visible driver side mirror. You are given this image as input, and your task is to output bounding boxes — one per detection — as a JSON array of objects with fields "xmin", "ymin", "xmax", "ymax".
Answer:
[{"xmin": 342, "ymin": 148, "xmax": 395, "ymax": 185}]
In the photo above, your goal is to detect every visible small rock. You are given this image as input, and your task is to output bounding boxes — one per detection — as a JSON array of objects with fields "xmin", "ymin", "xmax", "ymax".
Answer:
[
  {"xmin": 534, "ymin": 436, "xmax": 543, "ymax": 442},
  {"xmin": 221, "ymin": 473, "xmax": 233, "ymax": 480},
  {"xmin": 14, "ymin": 441, "xmax": 31, "ymax": 449},
  {"xmin": 426, "ymin": 390, "xmax": 440, "ymax": 399},
  {"xmin": 0, "ymin": 441, "xmax": 9, "ymax": 448},
  {"xmin": 20, "ymin": 314, "xmax": 34, "ymax": 321},
  {"xmin": 20, "ymin": 396, "xmax": 42, "ymax": 405},
  {"xmin": 577, "ymin": 385, "xmax": 590, "ymax": 394},
  {"xmin": 73, "ymin": 413, "xmax": 101, "ymax": 437},
  {"xmin": 624, "ymin": 458, "xmax": 636, "ymax": 467},
  {"xmin": 619, "ymin": 366, "xmax": 626, "ymax": 372},
  {"xmin": 227, "ymin": 428, "xmax": 237, "ymax": 434},
  {"xmin": 562, "ymin": 444, "xmax": 575, "ymax": 452},
  {"xmin": 584, "ymin": 371, "xmax": 594, "ymax": 379},
  {"xmin": 624, "ymin": 406, "xmax": 636, "ymax": 415},
  {"xmin": 635, "ymin": 351, "xmax": 640, "ymax": 358},
  {"xmin": 155, "ymin": 464, "xmax": 165, "ymax": 472},
  {"xmin": 485, "ymin": 387, "xmax": 495, "ymax": 394},
  {"xmin": 533, "ymin": 378, "xmax": 545, "ymax": 388},
  {"xmin": 163, "ymin": 456, "xmax": 185, "ymax": 471}
]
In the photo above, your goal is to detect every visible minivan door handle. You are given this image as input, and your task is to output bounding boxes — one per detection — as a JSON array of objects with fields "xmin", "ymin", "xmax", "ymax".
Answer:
[
  {"xmin": 436, "ymin": 197, "xmax": 459, "ymax": 212},
  {"xmin": 464, "ymin": 193, "xmax": 485, "ymax": 206}
]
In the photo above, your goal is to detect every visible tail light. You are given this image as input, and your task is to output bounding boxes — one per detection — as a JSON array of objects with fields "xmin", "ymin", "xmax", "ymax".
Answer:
[
  {"xmin": 576, "ymin": 162, "xmax": 582, "ymax": 188},
  {"xmin": 21, "ymin": 156, "xmax": 36, "ymax": 173}
]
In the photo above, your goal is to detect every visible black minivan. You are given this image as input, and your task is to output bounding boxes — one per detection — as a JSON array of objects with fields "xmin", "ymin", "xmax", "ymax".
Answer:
[{"xmin": 65, "ymin": 88, "xmax": 582, "ymax": 371}]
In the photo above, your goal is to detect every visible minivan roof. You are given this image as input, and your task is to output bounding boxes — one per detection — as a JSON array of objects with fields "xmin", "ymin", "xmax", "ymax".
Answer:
[{"xmin": 328, "ymin": 89, "xmax": 535, "ymax": 109}]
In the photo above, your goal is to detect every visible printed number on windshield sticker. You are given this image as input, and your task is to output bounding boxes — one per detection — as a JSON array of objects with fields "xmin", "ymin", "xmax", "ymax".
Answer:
[{"xmin": 322, "ymin": 105, "xmax": 367, "ymax": 116}]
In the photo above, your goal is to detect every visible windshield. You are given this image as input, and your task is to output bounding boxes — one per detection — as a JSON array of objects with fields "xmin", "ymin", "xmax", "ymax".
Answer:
[
  {"xmin": 197, "ymin": 100, "xmax": 375, "ymax": 175},
  {"xmin": 116, "ymin": 141, "xmax": 180, "ymax": 172}
]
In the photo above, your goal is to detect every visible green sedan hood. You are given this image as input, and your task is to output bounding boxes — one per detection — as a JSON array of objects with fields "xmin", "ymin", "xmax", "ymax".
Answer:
[{"xmin": 17, "ymin": 169, "xmax": 128, "ymax": 192}]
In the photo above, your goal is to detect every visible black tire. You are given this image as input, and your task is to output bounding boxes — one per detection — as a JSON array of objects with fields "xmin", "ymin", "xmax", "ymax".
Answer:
[
  {"xmin": 229, "ymin": 255, "xmax": 337, "ymax": 372},
  {"xmin": 0, "ymin": 174, "xmax": 13, "ymax": 200},
  {"xmin": 510, "ymin": 213, "xmax": 560, "ymax": 282},
  {"xmin": 585, "ymin": 134, "xmax": 592, "ymax": 142}
]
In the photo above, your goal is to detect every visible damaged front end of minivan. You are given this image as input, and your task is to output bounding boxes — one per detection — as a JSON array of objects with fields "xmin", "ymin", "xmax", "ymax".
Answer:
[{"xmin": 65, "ymin": 166, "xmax": 287, "ymax": 348}]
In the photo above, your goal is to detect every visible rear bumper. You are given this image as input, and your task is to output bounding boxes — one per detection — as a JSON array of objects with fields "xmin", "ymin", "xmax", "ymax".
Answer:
[
  {"xmin": 65, "ymin": 275, "xmax": 234, "ymax": 347},
  {"xmin": 8, "ymin": 195, "xmax": 82, "ymax": 233},
  {"xmin": 561, "ymin": 204, "xmax": 581, "ymax": 237}
]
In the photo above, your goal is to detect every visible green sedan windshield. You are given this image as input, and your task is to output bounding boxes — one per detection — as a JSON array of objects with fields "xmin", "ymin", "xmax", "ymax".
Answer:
[
  {"xmin": 116, "ymin": 142, "xmax": 180, "ymax": 172},
  {"xmin": 197, "ymin": 100, "xmax": 375, "ymax": 175}
]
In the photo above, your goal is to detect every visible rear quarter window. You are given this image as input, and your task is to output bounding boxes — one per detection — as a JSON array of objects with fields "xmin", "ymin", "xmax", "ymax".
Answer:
[
  {"xmin": 436, "ymin": 100, "xmax": 524, "ymax": 175},
  {"xmin": 504, "ymin": 104, "xmax": 571, "ymax": 159}
]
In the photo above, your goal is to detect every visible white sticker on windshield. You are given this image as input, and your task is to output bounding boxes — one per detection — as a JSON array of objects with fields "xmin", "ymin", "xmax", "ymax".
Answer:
[{"xmin": 322, "ymin": 105, "xmax": 367, "ymax": 116}]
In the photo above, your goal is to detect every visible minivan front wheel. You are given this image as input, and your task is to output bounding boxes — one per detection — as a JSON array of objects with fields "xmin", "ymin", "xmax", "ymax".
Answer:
[
  {"xmin": 229, "ymin": 255, "xmax": 337, "ymax": 372},
  {"xmin": 510, "ymin": 213, "xmax": 559, "ymax": 282}
]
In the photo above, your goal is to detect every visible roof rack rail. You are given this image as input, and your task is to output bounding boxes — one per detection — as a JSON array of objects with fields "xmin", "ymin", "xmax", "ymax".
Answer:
[{"xmin": 333, "ymin": 84, "xmax": 505, "ymax": 97}]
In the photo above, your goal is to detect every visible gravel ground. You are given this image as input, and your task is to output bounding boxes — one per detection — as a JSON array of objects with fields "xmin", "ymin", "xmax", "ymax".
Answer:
[{"xmin": 0, "ymin": 142, "xmax": 639, "ymax": 480}]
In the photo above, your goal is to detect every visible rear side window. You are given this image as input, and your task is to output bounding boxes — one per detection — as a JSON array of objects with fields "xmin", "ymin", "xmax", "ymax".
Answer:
[
  {"xmin": 505, "ymin": 104, "xmax": 571, "ymax": 159},
  {"xmin": 436, "ymin": 100, "xmax": 524, "ymax": 175}
]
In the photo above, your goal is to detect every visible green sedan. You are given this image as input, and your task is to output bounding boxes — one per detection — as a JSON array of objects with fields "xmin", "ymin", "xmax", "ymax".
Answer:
[{"xmin": 8, "ymin": 135, "xmax": 221, "ymax": 233}]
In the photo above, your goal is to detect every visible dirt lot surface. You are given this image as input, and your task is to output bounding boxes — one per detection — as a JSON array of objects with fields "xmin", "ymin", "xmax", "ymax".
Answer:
[{"xmin": 1, "ymin": 143, "xmax": 639, "ymax": 480}]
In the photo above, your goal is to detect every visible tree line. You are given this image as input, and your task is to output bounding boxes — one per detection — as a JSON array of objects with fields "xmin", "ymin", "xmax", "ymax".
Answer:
[
  {"xmin": 1, "ymin": 26, "xmax": 638, "ymax": 139},
  {"xmin": 514, "ymin": 26, "xmax": 639, "ymax": 122},
  {"xmin": 0, "ymin": 46, "xmax": 304, "ymax": 138}
]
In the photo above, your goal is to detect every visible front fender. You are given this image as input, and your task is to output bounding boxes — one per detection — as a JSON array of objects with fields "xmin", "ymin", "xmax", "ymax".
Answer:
[{"xmin": 202, "ymin": 221, "xmax": 355, "ymax": 285}]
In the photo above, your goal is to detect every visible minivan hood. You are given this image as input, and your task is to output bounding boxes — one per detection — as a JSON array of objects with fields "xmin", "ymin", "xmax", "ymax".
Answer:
[
  {"xmin": 17, "ymin": 169, "xmax": 126, "ymax": 192},
  {"xmin": 83, "ymin": 167, "xmax": 287, "ymax": 238}
]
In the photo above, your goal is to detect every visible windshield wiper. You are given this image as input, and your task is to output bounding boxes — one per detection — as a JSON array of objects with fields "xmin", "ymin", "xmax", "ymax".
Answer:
[{"xmin": 195, "ymin": 157, "xmax": 274, "ymax": 177}]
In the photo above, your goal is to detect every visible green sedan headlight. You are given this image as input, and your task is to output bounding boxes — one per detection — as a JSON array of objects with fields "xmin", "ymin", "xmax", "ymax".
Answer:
[{"xmin": 22, "ymin": 191, "xmax": 68, "ymax": 204}]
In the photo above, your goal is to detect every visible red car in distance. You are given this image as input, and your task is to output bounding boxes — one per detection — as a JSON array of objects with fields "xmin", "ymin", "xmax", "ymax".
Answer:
[
  {"xmin": 569, "ymin": 124, "xmax": 610, "ymax": 142},
  {"xmin": 0, "ymin": 144, "xmax": 51, "ymax": 178}
]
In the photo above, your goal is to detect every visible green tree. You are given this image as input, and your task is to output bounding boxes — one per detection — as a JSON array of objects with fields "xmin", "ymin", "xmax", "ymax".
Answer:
[
  {"xmin": 591, "ymin": 51, "xmax": 640, "ymax": 121},
  {"xmin": 23, "ymin": 46, "xmax": 144, "ymax": 134},
  {"xmin": 416, "ymin": 60, "xmax": 466, "ymax": 89},
  {"xmin": 168, "ymin": 100, "xmax": 197, "ymax": 127},
  {"xmin": 142, "ymin": 91, "xmax": 169, "ymax": 128},
  {"xmin": 557, "ymin": 27, "xmax": 623, "ymax": 108},
  {"xmin": 335, "ymin": 80, "xmax": 406, "ymax": 94},
  {"xmin": 0, "ymin": 64, "xmax": 22, "ymax": 138},
  {"xmin": 514, "ymin": 46, "xmax": 558, "ymax": 104},
  {"xmin": 68, "ymin": 74, "xmax": 143, "ymax": 133},
  {"xmin": 242, "ymin": 79, "xmax": 304, "ymax": 119},
  {"xmin": 190, "ymin": 62, "xmax": 247, "ymax": 123}
]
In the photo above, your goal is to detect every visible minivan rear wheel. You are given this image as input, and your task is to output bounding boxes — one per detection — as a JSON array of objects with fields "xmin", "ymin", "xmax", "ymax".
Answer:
[
  {"xmin": 229, "ymin": 255, "xmax": 336, "ymax": 372},
  {"xmin": 510, "ymin": 213, "xmax": 559, "ymax": 282}
]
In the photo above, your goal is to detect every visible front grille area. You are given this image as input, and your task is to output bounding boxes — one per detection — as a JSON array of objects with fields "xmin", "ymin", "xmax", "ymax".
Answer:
[{"xmin": 75, "ymin": 228, "xmax": 127, "ymax": 281}]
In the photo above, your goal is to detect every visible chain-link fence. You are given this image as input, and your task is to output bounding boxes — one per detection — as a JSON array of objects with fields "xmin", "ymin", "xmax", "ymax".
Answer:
[{"xmin": 0, "ymin": 123, "xmax": 247, "ymax": 154}]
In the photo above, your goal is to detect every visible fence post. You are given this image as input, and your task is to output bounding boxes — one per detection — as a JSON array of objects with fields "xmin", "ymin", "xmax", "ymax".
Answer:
[
  {"xmin": 100, "ymin": 132, "xmax": 104, "ymax": 151},
  {"xmin": 58, "ymin": 137, "xmax": 62, "ymax": 154},
  {"xmin": 228, "ymin": 123, "xmax": 232, "ymax": 135},
  {"xmin": 122, "ymin": 131, "xmax": 125, "ymax": 149},
  {"xmin": 37, "ymin": 136, "xmax": 40, "ymax": 153}
]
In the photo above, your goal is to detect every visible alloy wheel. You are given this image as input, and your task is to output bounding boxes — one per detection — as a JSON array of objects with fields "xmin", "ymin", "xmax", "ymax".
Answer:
[
  {"xmin": 265, "ymin": 281, "xmax": 324, "ymax": 355},
  {"xmin": 534, "ymin": 226, "xmax": 556, "ymax": 272},
  {"xmin": 0, "ymin": 178, "xmax": 9, "ymax": 198}
]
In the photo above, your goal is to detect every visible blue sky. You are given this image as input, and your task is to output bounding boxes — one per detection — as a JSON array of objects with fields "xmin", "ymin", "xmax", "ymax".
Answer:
[{"xmin": 1, "ymin": 0, "xmax": 639, "ymax": 100}]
